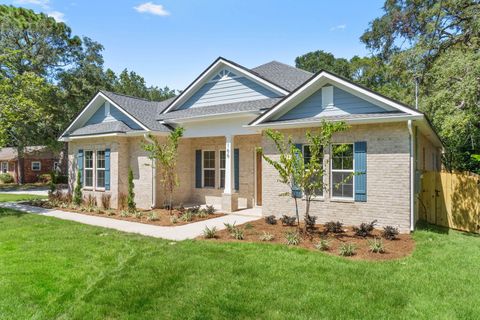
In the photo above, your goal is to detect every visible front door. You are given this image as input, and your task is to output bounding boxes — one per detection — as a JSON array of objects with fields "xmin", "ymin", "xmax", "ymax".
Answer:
[{"xmin": 256, "ymin": 150, "xmax": 262, "ymax": 206}]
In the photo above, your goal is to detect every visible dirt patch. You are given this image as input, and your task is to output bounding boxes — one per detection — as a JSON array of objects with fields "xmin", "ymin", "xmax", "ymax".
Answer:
[{"xmin": 202, "ymin": 219, "xmax": 415, "ymax": 261}]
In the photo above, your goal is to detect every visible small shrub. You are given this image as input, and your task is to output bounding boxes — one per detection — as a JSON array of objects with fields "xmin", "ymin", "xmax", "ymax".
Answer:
[
  {"xmin": 304, "ymin": 214, "xmax": 317, "ymax": 232},
  {"xmin": 56, "ymin": 175, "xmax": 68, "ymax": 184},
  {"xmin": 180, "ymin": 211, "xmax": 193, "ymax": 222},
  {"xmin": 107, "ymin": 209, "xmax": 115, "ymax": 216},
  {"xmin": 0, "ymin": 173, "xmax": 14, "ymax": 184},
  {"xmin": 83, "ymin": 194, "xmax": 96, "ymax": 211},
  {"xmin": 223, "ymin": 222, "xmax": 236, "ymax": 233},
  {"xmin": 127, "ymin": 168, "xmax": 136, "ymax": 213},
  {"xmin": 176, "ymin": 204, "xmax": 186, "ymax": 214},
  {"xmin": 244, "ymin": 223, "xmax": 254, "ymax": 230},
  {"xmin": 134, "ymin": 211, "xmax": 143, "ymax": 219},
  {"xmin": 324, "ymin": 221, "xmax": 344, "ymax": 233},
  {"xmin": 170, "ymin": 215, "xmax": 178, "ymax": 224},
  {"xmin": 259, "ymin": 232, "xmax": 274, "ymax": 241},
  {"xmin": 203, "ymin": 226, "xmax": 217, "ymax": 238},
  {"xmin": 230, "ymin": 227, "xmax": 244, "ymax": 240},
  {"xmin": 353, "ymin": 220, "xmax": 377, "ymax": 237},
  {"xmin": 99, "ymin": 194, "xmax": 111, "ymax": 210},
  {"xmin": 188, "ymin": 205, "xmax": 201, "ymax": 214},
  {"xmin": 285, "ymin": 231, "xmax": 301, "ymax": 246},
  {"xmin": 63, "ymin": 192, "xmax": 72, "ymax": 204},
  {"xmin": 339, "ymin": 243, "xmax": 356, "ymax": 256},
  {"xmin": 280, "ymin": 215, "xmax": 296, "ymax": 226},
  {"xmin": 38, "ymin": 173, "xmax": 51, "ymax": 183},
  {"xmin": 197, "ymin": 208, "xmax": 208, "ymax": 218},
  {"xmin": 382, "ymin": 225, "xmax": 399, "ymax": 240},
  {"xmin": 315, "ymin": 239, "xmax": 330, "ymax": 251},
  {"xmin": 73, "ymin": 171, "xmax": 82, "ymax": 205},
  {"xmin": 205, "ymin": 205, "xmax": 215, "ymax": 214},
  {"xmin": 120, "ymin": 210, "xmax": 130, "ymax": 217},
  {"xmin": 264, "ymin": 215, "xmax": 277, "ymax": 225},
  {"xmin": 368, "ymin": 238, "xmax": 385, "ymax": 253}
]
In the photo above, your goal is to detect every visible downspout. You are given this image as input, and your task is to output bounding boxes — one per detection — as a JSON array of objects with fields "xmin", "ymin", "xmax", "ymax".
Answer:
[
  {"xmin": 407, "ymin": 120, "xmax": 415, "ymax": 231},
  {"xmin": 144, "ymin": 133, "xmax": 156, "ymax": 209}
]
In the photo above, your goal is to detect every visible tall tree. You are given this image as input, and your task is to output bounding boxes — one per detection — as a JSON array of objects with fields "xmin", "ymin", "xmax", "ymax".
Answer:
[{"xmin": 295, "ymin": 50, "xmax": 352, "ymax": 78}]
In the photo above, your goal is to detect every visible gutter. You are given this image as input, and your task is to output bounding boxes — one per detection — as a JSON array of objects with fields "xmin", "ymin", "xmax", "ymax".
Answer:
[
  {"xmin": 143, "ymin": 133, "xmax": 157, "ymax": 209},
  {"xmin": 407, "ymin": 120, "xmax": 415, "ymax": 232}
]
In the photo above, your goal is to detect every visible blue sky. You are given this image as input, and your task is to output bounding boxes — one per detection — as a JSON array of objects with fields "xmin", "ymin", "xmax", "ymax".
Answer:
[{"xmin": 3, "ymin": 0, "xmax": 385, "ymax": 90}]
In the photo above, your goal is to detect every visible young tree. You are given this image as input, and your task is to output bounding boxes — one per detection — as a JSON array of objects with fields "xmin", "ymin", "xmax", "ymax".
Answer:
[
  {"xmin": 127, "ymin": 168, "xmax": 136, "ymax": 213},
  {"xmin": 262, "ymin": 121, "xmax": 348, "ymax": 230},
  {"xmin": 73, "ymin": 171, "xmax": 82, "ymax": 205},
  {"xmin": 142, "ymin": 127, "xmax": 184, "ymax": 215}
]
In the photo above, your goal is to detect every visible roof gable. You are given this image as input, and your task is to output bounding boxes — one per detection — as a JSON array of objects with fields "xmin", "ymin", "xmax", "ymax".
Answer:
[
  {"xmin": 161, "ymin": 57, "xmax": 290, "ymax": 114},
  {"xmin": 251, "ymin": 61, "xmax": 313, "ymax": 91},
  {"xmin": 85, "ymin": 102, "xmax": 143, "ymax": 130}
]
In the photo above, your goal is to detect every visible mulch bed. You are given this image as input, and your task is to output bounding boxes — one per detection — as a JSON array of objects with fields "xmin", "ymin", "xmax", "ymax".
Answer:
[
  {"xmin": 202, "ymin": 219, "xmax": 415, "ymax": 261},
  {"xmin": 23, "ymin": 201, "xmax": 225, "ymax": 227}
]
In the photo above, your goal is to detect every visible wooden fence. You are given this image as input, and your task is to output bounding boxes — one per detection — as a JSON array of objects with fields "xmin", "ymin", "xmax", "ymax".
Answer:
[{"xmin": 419, "ymin": 171, "xmax": 480, "ymax": 233}]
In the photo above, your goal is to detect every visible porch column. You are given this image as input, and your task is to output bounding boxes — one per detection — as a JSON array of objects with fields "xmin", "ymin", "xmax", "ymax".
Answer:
[{"xmin": 222, "ymin": 135, "xmax": 238, "ymax": 212}]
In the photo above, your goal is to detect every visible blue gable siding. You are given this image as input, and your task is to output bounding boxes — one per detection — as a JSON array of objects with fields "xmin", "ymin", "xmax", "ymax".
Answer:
[
  {"xmin": 278, "ymin": 86, "xmax": 388, "ymax": 121},
  {"xmin": 85, "ymin": 102, "xmax": 142, "ymax": 130},
  {"xmin": 178, "ymin": 71, "xmax": 280, "ymax": 110}
]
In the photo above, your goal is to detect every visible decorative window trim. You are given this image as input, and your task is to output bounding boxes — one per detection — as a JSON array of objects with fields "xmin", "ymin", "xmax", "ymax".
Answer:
[
  {"xmin": 96, "ymin": 150, "xmax": 106, "ymax": 190},
  {"xmin": 31, "ymin": 161, "xmax": 41, "ymax": 171},
  {"xmin": 1, "ymin": 161, "xmax": 8, "ymax": 173},
  {"xmin": 202, "ymin": 150, "xmax": 216, "ymax": 188},
  {"xmin": 83, "ymin": 150, "xmax": 94, "ymax": 189},
  {"xmin": 302, "ymin": 145, "xmax": 324, "ymax": 199},
  {"xmin": 330, "ymin": 143, "xmax": 355, "ymax": 200},
  {"xmin": 53, "ymin": 162, "xmax": 59, "ymax": 172}
]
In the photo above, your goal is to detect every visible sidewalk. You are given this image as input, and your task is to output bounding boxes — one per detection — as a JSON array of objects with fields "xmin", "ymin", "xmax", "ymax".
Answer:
[{"xmin": 0, "ymin": 202, "xmax": 260, "ymax": 241}]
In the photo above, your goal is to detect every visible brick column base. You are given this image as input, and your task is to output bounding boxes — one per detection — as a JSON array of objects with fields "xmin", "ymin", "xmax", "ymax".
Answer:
[{"xmin": 221, "ymin": 193, "xmax": 238, "ymax": 213}]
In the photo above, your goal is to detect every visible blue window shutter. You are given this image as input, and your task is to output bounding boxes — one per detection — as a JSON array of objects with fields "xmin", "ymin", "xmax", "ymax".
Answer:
[
  {"xmin": 105, "ymin": 148, "xmax": 111, "ymax": 190},
  {"xmin": 77, "ymin": 149, "xmax": 83, "ymax": 186},
  {"xmin": 195, "ymin": 150, "xmax": 202, "ymax": 188},
  {"xmin": 354, "ymin": 141, "xmax": 367, "ymax": 202},
  {"xmin": 292, "ymin": 144, "xmax": 303, "ymax": 198},
  {"xmin": 234, "ymin": 148, "xmax": 239, "ymax": 191}
]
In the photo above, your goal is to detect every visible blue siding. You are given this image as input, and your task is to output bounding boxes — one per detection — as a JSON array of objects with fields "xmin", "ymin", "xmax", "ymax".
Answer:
[
  {"xmin": 178, "ymin": 73, "xmax": 280, "ymax": 110},
  {"xmin": 85, "ymin": 103, "xmax": 142, "ymax": 129},
  {"xmin": 279, "ymin": 86, "xmax": 388, "ymax": 120}
]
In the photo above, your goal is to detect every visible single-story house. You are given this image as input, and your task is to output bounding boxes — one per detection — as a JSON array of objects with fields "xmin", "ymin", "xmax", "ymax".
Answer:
[
  {"xmin": 59, "ymin": 57, "xmax": 442, "ymax": 232},
  {"xmin": 0, "ymin": 146, "xmax": 61, "ymax": 183}
]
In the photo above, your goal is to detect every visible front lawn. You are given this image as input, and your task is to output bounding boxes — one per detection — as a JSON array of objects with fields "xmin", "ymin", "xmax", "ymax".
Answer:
[
  {"xmin": 0, "ymin": 209, "xmax": 479, "ymax": 319},
  {"xmin": 0, "ymin": 193, "xmax": 47, "ymax": 202}
]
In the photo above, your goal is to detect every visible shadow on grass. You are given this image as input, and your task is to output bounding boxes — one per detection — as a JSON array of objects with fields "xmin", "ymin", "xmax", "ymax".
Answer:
[
  {"xmin": 416, "ymin": 219, "xmax": 480, "ymax": 237},
  {"xmin": 0, "ymin": 207, "xmax": 29, "ymax": 218}
]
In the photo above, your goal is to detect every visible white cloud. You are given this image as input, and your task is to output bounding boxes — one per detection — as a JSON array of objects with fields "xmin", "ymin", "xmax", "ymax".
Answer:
[
  {"xmin": 134, "ymin": 2, "xmax": 170, "ymax": 16},
  {"xmin": 47, "ymin": 11, "xmax": 65, "ymax": 22},
  {"xmin": 330, "ymin": 24, "xmax": 346, "ymax": 31},
  {"xmin": 14, "ymin": 0, "xmax": 50, "ymax": 9}
]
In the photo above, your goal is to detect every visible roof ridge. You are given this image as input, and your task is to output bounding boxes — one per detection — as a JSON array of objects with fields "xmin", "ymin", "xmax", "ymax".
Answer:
[
  {"xmin": 101, "ymin": 90, "xmax": 156, "ymax": 103},
  {"xmin": 253, "ymin": 60, "xmax": 313, "ymax": 75}
]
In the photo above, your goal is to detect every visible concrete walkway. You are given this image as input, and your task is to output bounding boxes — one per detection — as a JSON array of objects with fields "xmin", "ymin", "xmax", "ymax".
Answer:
[
  {"xmin": 0, "ymin": 202, "xmax": 260, "ymax": 241},
  {"xmin": 0, "ymin": 189, "xmax": 50, "ymax": 196}
]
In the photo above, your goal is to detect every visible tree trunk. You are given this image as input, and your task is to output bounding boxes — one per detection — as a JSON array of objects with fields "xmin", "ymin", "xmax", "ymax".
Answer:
[
  {"xmin": 294, "ymin": 197, "xmax": 300, "ymax": 230},
  {"xmin": 16, "ymin": 147, "xmax": 25, "ymax": 184}
]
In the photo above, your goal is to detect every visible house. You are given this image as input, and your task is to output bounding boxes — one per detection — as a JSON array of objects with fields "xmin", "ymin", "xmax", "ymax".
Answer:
[
  {"xmin": 59, "ymin": 57, "xmax": 442, "ymax": 232},
  {"xmin": 0, "ymin": 146, "xmax": 61, "ymax": 183}
]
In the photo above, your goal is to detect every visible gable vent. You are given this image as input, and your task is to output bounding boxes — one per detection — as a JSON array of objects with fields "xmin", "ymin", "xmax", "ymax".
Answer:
[{"xmin": 321, "ymin": 86, "xmax": 334, "ymax": 107}]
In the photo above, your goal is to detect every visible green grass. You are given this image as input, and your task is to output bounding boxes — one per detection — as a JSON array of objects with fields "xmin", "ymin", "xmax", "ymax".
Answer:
[
  {"xmin": 0, "ymin": 193, "xmax": 47, "ymax": 202},
  {"xmin": 0, "ymin": 183, "xmax": 49, "ymax": 191},
  {"xmin": 0, "ymin": 210, "xmax": 479, "ymax": 319}
]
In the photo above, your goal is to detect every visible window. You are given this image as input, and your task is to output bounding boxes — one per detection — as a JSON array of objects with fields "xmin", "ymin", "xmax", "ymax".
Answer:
[
  {"xmin": 203, "ymin": 151, "xmax": 215, "ymax": 188},
  {"xmin": 31, "ymin": 161, "xmax": 41, "ymax": 171},
  {"xmin": 96, "ymin": 150, "xmax": 105, "ymax": 188},
  {"xmin": 331, "ymin": 144, "xmax": 354, "ymax": 199},
  {"xmin": 303, "ymin": 145, "xmax": 323, "ymax": 197},
  {"xmin": 1, "ymin": 162, "xmax": 7, "ymax": 173},
  {"xmin": 220, "ymin": 150, "xmax": 226, "ymax": 188},
  {"xmin": 53, "ymin": 162, "xmax": 59, "ymax": 172},
  {"xmin": 84, "ymin": 151, "xmax": 94, "ymax": 188}
]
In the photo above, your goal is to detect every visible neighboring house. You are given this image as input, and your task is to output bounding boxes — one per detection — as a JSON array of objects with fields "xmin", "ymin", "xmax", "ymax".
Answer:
[
  {"xmin": 59, "ymin": 57, "xmax": 442, "ymax": 232},
  {"xmin": 0, "ymin": 146, "xmax": 61, "ymax": 183}
]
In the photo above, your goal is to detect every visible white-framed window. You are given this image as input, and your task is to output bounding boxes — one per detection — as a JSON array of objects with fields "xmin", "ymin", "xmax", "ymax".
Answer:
[
  {"xmin": 219, "ymin": 150, "xmax": 226, "ymax": 188},
  {"xmin": 84, "ymin": 150, "xmax": 94, "ymax": 188},
  {"xmin": 96, "ymin": 150, "xmax": 106, "ymax": 189},
  {"xmin": 203, "ymin": 150, "xmax": 215, "ymax": 188},
  {"xmin": 31, "ymin": 161, "xmax": 41, "ymax": 171},
  {"xmin": 1, "ymin": 162, "xmax": 8, "ymax": 173},
  {"xmin": 303, "ymin": 145, "xmax": 323, "ymax": 197},
  {"xmin": 53, "ymin": 162, "xmax": 59, "ymax": 172},
  {"xmin": 331, "ymin": 143, "xmax": 354, "ymax": 199}
]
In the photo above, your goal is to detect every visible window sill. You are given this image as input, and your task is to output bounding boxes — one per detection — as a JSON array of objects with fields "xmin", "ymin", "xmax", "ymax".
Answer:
[
  {"xmin": 330, "ymin": 198, "xmax": 355, "ymax": 203},
  {"xmin": 302, "ymin": 196, "xmax": 325, "ymax": 202}
]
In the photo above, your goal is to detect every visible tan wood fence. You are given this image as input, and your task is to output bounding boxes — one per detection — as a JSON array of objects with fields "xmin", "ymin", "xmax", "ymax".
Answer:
[{"xmin": 419, "ymin": 171, "xmax": 480, "ymax": 233}]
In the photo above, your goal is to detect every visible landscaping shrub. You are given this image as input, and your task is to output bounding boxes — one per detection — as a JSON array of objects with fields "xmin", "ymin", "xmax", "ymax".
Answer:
[
  {"xmin": 84, "ymin": 194, "xmax": 96, "ymax": 208},
  {"xmin": 339, "ymin": 243, "xmax": 356, "ymax": 256},
  {"xmin": 101, "ymin": 194, "xmax": 111, "ymax": 210},
  {"xmin": 244, "ymin": 223, "xmax": 254, "ymax": 230},
  {"xmin": 170, "ymin": 215, "xmax": 178, "ymax": 224},
  {"xmin": 315, "ymin": 239, "xmax": 330, "ymax": 251},
  {"xmin": 175, "ymin": 204, "xmax": 186, "ymax": 213},
  {"xmin": 38, "ymin": 173, "xmax": 51, "ymax": 183},
  {"xmin": 264, "ymin": 215, "xmax": 277, "ymax": 225},
  {"xmin": 259, "ymin": 232, "xmax": 274, "ymax": 241},
  {"xmin": 197, "ymin": 208, "xmax": 208, "ymax": 218},
  {"xmin": 180, "ymin": 211, "xmax": 193, "ymax": 222},
  {"xmin": 353, "ymin": 220, "xmax": 377, "ymax": 237},
  {"xmin": 56, "ymin": 175, "xmax": 68, "ymax": 184},
  {"xmin": 134, "ymin": 211, "xmax": 143, "ymax": 219},
  {"xmin": 280, "ymin": 215, "xmax": 296, "ymax": 226},
  {"xmin": 203, "ymin": 226, "xmax": 217, "ymax": 239},
  {"xmin": 118, "ymin": 193, "xmax": 127, "ymax": 211},
  {"xmin": 120, "ymin": 210, "xmax": 130, "ymax": 217},
  {"xmin": 230, "ymin": 227, "xmax": 244, "ymax": 240},
  {"xmin": 127, "ymin": 168, "xmax": 136, "ymax": 213},
  {"xmin": 0, "ymin": 173, "xmax": 14, "ymax": 184},
  {"xmin": 324, "ymin": 221, "xmax": 344, "ymax": 233},
  {"xmin": 73, "ymin": 171, "xmax": 82, "ymax": 205},
  {"xmin": 205, "ymin": 205, "xmax": 215, "ymax": 214},
  {"xmin": 382, "ymin": 225, "xmax": 399, "ymax": 240},
  {"xmin": 223, "ymin": 222, "xmax": 236, "ymax": 233},
  {"xmin": 285, "ymin": 231, "xmax": 301, "ymax": 245},
  {"xmin": 368, "ymin": 238, "xmax": 385, "ymax": 253},
  {"xmin": 188, "ymin": 205, "xmax": 201, "ymax": 214},
  {"xmin": 304, "ymin": 214, "xmax": 317, "ymax": 232}
]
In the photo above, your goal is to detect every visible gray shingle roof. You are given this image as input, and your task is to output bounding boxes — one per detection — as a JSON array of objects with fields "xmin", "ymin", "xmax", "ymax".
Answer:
[
  {"xmin": 250, "ymin": 61, "xmax": 313, "ymax": 91},
  {"xmin": 158, "ymin": 98, "xmax": 282, "ymax": 121},
  {"xmin": 101, "ymin": 91, "xmax": 173, "ymax": 132},
  {"xmin": 263, "ymin": 112, "xmax": 408, "ymax": 125},
  {"xmin": 69, "ymin": 121, "xmax": 140, "ymax": 136}
]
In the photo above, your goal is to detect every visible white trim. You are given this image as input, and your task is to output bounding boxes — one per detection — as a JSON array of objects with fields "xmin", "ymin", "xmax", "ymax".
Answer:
[
  {"xmin": 330, "ymin": 143, "xmax": 355, "ymax": 201},
  {"xmin": 202, "ymin": 150, "xmax": 216, "ymax": 188},
  {"xmin": 162, "ymin": 110, "xmax": 261, "ymax": 124},
  {"xmin": 95, "ymin": 150, "xmax": 106, "ymax": 190},
  {"xmin": 31, "ymin": 161, "xmax": 41, "ymax": 171},
  {"xmin": 408, "ymin": 120, "xmax": 415, "ymax": 231},
  {"xmin": 1, "ymin": 161, "xmax": 8, "ymax": 173},
  {"xmin": 251, "ymin": 71, "xmax": 422, "ymax": 126},
  {"xmin": 219, "ymin": 150, "xmax": 226, "ymax": 189},
  {"xmin": 162, "ymin": 58, "xmax": 289, "ymax": 114},
  {"xmin": 83, "ymin": 150, "xmax": 94, "ymax": 189},
  {"xmin": 59, "ymin": 92, "xmax": 150, "ymax": 140}
]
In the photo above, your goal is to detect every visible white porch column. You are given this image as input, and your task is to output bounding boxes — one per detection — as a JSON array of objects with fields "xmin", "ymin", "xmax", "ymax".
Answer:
[{"xmin": 222, "ymin": 134, "xmax": 238, "ymax": 212}]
